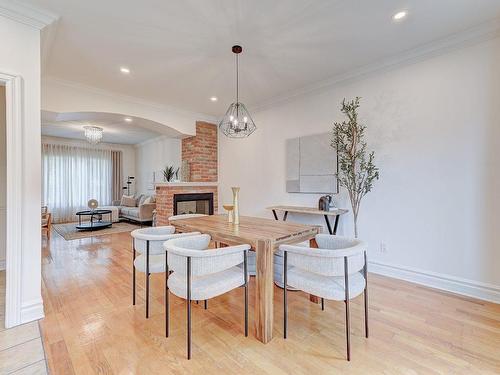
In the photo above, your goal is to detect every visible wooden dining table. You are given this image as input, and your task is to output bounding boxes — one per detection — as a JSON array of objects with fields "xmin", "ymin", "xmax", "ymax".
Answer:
[{"xmin": 169, "ymin": 214, "xmax": 320, "ymax": 344}]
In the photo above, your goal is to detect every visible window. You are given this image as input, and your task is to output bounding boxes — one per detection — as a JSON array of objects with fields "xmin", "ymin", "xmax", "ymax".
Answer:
[{"xmin": 42, "ymin": 144, "xmax": 113, "ymax": 223}]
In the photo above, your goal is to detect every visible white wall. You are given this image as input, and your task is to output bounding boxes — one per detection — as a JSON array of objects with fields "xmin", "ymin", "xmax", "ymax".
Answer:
[
  {"xmin": 0, "ymin": 85, "xmax": 5, "ymax": 270},
  {"xmin": 41, "ymin": 136, "xmax": 136, "ymax": 197},
  {"xmin": 134, "ymin": 136, "xmax": 182, "ymax": 195},
  {"xmin": 219, "ymin": 37, "xmax": 500, "ymax": 302},
  {"xmin": 42, "ymin": 78, "xmax": 216, "ymax": 137},
  {"xmin": 0, "ymin": 15, "xmax": 44, "ymax": 323}
]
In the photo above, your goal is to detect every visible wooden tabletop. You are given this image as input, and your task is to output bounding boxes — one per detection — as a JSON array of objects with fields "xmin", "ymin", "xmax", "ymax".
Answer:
[
  {"xmin": 267, "ymin": 205, "xmax": 348, "ymax": 216},
  {"xmin": 170, "ymin": 214, "xmax": 320, "ymax": 248}
]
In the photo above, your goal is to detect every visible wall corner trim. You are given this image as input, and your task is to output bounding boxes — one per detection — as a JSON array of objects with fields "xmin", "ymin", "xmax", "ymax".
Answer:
[
  {"xmin": 369, "ymin": 260, "xmax": 500, "ymax": 304},
  {"xmin": 0, "ymin": 0, "xmax": 58, "ymax": 30}
]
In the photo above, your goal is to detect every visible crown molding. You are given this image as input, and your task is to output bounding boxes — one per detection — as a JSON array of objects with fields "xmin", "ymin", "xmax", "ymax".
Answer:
[
  {"xmin": 0, "ymin": 0, "xmax": 58, "ymax": 29},
  {"xmin": 253, "ymin": 17, "xmax": 500, "ymax": 113},
  {"xmin": 42, "ymin": 75, "xmax": 218, "ymax": 124}
]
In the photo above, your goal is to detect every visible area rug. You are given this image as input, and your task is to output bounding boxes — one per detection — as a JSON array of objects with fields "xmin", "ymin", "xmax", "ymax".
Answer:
[{"xmin": 53, "ymin": 221, "xmax": 141, "ymax": 241}]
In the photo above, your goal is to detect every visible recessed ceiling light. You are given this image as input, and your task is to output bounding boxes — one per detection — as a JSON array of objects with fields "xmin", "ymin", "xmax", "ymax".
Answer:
[
  {"xmin": 120, "ymin": 67, "xmax": 130, "ymax": 74},
  {"xmin": 210, "ymin": 96, "xmax": 218, "ymax": 102},
  {"xmin": 393, "ymin": 11, "xmax": 407, "ymax": 21},
  {"xmin": 124, "ymin": 117, "xmax": 133, "ymax": 123}
]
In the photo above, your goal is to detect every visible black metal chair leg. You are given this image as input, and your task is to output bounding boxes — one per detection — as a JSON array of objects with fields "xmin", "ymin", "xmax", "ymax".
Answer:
[
  {"xmin": 187, "ymin": 257, "xmax": 192, "ymax": 360},
  {"xmin": 204, "ymin": 300, "xmax": 208, "ymax": 310},
  {"xmin": 244, "ymin": 250, "xmax": 248, "ymax": 337},
  {"xmin": 283, "ymin": 251, "xmax": 288, "ymax": 339},
  {"xmin": 321, "ymin": 298, "xmax": 324, "ymax": 311},
  {"xmin": 132, "ymin": 238, "xmax": 136, "ymax": 306},
  {"xmin": 344, "ymin": 256, "xmax": 351, "ymax": 361},
  {"xmin": 165, "ymin": 250, "xmax": 169, "ymax": 337},
  {"xmin": 364, "ymin": 251, "xmax": 369, "ymax": 338},
  {"xmin": 146, "ymin": 240, "xmax": 150, "ymax": 319}
]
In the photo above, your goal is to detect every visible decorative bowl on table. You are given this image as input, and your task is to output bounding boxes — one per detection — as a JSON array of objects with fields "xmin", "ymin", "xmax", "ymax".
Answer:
[{"xmin": 223, "ymin": 204, "xmax": 234, "ymax": 223}]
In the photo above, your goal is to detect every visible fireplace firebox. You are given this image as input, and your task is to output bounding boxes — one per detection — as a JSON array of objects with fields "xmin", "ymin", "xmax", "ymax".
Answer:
[{"xmin": 173, "ymin": 193, "xmax": 214, "ymax": 216}]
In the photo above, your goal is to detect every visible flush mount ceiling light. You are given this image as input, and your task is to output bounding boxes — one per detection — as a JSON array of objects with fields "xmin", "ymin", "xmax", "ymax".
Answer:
[
  {"xmin": 124, "ymin": 117, "xmax": 133, "ymax": 122},
  {"xmin": 392, "ymin": 10, "xmax": 407, "ymax": 21},
  {"xmin": 210, "ymin": 96, "xmax": 218, "ymax": 102},
  {"xmin": 84, "ymin": 126, "xmax": 103, "ymax": 144},
  {"xmin": 218, "ymin": 45, "xmax": 256, "ymax": 138},
  {"xmin": 120, "ymin": 67, "xmax": 130, "ymax": 74}
]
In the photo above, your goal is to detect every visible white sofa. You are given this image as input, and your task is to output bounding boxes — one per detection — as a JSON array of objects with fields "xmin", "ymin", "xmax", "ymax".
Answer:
[{"xmin": 112, "ymin": 194, "xmax": 156, "ymax": 224}]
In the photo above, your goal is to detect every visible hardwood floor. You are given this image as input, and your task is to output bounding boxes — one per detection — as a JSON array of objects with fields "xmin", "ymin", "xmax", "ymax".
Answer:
[
  {"xmin": 40, "ymin": 230, "xmax": 500, "ymax": 374},
  {"xmin": 1, "ymin": 270, "xmax": 48, "ymax": 374}
]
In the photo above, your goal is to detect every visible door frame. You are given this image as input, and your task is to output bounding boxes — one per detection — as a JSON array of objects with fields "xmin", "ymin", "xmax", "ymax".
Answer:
[{"xmin": 0, "ymin": 72, "xmax": 24, "ymax": 328}]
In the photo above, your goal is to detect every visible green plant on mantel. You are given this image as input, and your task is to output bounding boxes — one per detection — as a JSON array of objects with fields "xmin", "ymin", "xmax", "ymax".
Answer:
[
  {"xmin": 163, "ymin": 165, "xmax": 179, "ymax": 182},
  {"xmin": 332, "ymin": 97, "xmax": 379, "ymax": 238}
]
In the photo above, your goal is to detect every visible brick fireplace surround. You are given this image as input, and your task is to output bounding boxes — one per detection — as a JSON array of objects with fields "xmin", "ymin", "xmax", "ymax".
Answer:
[
  {"xmin": 155, "ymin": 122, "xmax": 218, "ymax": 225},
  {"xmin": 155, "ymin": 184, "xmax": 218, "ymax": 226}
]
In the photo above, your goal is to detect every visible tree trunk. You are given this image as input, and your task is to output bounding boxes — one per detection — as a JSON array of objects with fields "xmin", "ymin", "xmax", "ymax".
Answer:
[{"xmin": 353, "ymin": 214, "xmax": 358, "ymax": 238}]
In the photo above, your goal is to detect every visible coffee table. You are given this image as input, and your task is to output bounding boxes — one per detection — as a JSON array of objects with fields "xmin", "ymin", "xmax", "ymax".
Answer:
[{"xmin": 75, "ymin": 209, "xmax": 113, "ymax": 231}]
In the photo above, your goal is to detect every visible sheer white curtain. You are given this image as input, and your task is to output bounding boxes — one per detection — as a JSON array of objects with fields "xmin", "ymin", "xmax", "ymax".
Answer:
[{"xmin": 42, "ymin": 144, "xmax": 113, "ymax": 223}]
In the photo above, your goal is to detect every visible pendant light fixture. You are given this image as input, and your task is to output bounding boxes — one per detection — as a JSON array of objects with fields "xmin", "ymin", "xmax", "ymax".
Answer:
[
  {"xmin": 219, "ymin": 45, "xmax": 256, "ymax": 138},
  {"xmin": 84, "ymin": 125, "xmax": 103, "ymax": 144}
]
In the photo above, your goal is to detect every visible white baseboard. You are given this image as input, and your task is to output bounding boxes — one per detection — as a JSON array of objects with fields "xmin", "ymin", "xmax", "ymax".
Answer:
[
  {"xmin": 0, "ymin": 259, "xmax": 5, "ymax": 271},
  {"xmin": 20, "ymin": 298, "xmax": 45, "ymax": 324},
  {"xmin": 369, "ymin": 260, "xmax": 500, "ymax": 304}
]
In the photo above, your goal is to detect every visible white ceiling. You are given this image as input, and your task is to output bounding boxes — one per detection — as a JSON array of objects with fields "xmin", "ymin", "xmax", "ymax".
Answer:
[
  {"xmin": 24, "ymin": 0, "xmax": 500, "ymax": 117},
  {"xmin": 41, "ymin": 111, "xmax": 183, "ymax": 144}
]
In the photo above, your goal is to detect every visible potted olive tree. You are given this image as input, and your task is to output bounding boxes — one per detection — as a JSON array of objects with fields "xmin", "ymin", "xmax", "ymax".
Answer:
[{"xmin": 332, "ymin": 97, "xmax": 379, "ymax": 238}]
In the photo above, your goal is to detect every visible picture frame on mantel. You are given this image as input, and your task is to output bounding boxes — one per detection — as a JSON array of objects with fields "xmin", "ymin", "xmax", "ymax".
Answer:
[{"xmin": 286, "ymin": 132, "xmax": 339, "ymax": 194}]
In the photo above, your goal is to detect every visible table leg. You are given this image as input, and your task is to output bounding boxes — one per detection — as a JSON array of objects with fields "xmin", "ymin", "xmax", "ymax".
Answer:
[
  {"xmin": 255, "ymin": 239, "xmax": 274, "ymax": 343},
  {"xmin": 272, "ymin": 209, "xmax": 278, "ymax": 221},
  {"xmin": 333, "ymin": 215, "xmax": 340, "ymax": 235},
  {"xmin": 324, "ymin": 215, "xmax": 333, "ymax": 234},
  {"xmin": 309, "ymin": 238, "xmax": 321, "ymax": 304}
]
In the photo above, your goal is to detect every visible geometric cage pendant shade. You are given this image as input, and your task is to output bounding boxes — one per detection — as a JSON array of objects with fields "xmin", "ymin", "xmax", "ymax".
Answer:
[
  {"xmin": 218, "ymin": 102, "xmax": 256, "ymax": 138},
  {"xmin": 218, "ymin": 45, "xmax": 257, "ymax": 138}
]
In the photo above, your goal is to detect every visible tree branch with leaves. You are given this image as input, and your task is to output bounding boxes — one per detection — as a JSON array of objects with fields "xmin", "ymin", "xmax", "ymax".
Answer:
[{"xmin": 332, "ymin": 97, "xmax": 379, "ymax": 238}]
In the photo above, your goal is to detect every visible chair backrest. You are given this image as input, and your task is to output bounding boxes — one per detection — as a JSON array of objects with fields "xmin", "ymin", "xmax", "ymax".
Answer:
[
  {"xmin": 132, "ymin": 226, "xmax": 196, "ymax": 255},
  {"xmin": 168, "ymin": 214, "xmax": 208, "ymax": 222},
  {"xmin": 164, "ymin": 234, "xmax": 250, "ymax": 277},
  {"xmin": 41, "ymin": 206, "xmax": 48, "ymax": 217},
  {"xmin": 281, "ymin": 234, "xmax": 366, "ymax": 277}
]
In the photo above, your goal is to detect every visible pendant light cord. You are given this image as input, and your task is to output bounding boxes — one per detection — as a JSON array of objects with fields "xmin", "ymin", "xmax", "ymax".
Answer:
[{"xmin": 236, "ymin": 53, "xmax": 239, "ymax": 104}]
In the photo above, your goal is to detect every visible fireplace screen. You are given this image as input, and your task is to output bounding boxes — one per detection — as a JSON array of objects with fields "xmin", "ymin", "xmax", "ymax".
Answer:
[{"xmin": 173, "ymin": 193, "xmax": 214, "ymax": 215}]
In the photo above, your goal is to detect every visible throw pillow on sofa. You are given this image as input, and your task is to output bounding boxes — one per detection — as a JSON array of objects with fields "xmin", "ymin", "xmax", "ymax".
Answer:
[
  {"xmin": 121, "ymin": 195, "xmax": 136, "ymax": 207},
  {"xmin": 143, "ymin": 196, "xmax": 156, "ymax": 205},
  {"xmin": 138, "ymin": 195, "xmax": 148, "ymax": 206}
]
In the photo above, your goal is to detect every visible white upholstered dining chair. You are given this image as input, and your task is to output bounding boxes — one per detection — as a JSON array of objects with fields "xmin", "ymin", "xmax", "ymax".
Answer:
[
  {"xmin": 131, "ymin": 226, "xmax": 200, "ymax": 318},
  {"xmin": 280, "ymin": 234, "xmax": 368, "ymax": 361},
  {"xmin": 163, "ymin": 234, "xmax": 250, "ymax": 359}
]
